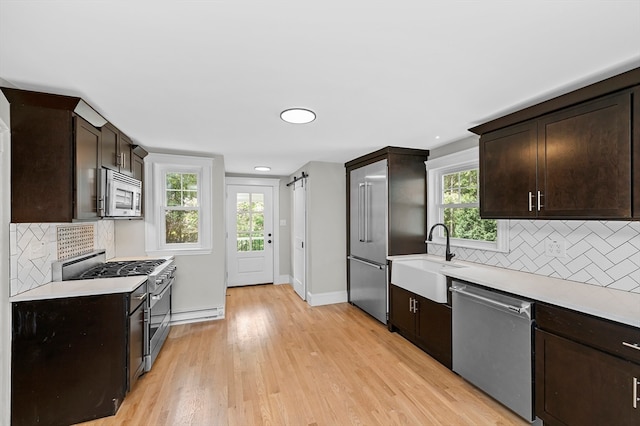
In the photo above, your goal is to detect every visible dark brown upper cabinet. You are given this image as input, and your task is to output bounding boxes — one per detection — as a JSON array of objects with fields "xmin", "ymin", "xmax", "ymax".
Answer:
[
  {"xmin": 101, "ymin": 122, "xmax": 133, "ymax": 176},
  {"xmin": 480, "ymin": 91, "xmax": 632, "ymax": 219},
  {"xmin": 471, "ymin": 67, "xmax": 640, "ymax": 220},
  {"xmin": 1, "ymin": 87, "xmax": 104, "ymax": 223},
  {"xmin": 345, "ymin": 146, "xmax": 430, "ymax": 256}
]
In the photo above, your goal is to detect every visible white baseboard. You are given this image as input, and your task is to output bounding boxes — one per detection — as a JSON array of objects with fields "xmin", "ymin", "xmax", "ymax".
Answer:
[
  {"xmin": 274, "ymin": 274, "xmax": 291, "ymax": 285},
  {"xmin": 307, "ymin": 290, "xmax": 348, "ymax": 306},
  {"xmin": 170, "ymin": 307, "xmax": 225, "ymax": 326}
]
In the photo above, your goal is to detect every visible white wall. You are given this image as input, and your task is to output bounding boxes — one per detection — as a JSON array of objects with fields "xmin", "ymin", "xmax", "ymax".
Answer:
[
  {"xmin": 0, "ymin": 87, "xmax": 12, "ymax": 426},
  {"xmin": 290, "ymin": 161, "xmax": 347, "ymax": 305},
  {"xmin": 115, "ymin": 154, "xmax": 227, "ymax": 323}
]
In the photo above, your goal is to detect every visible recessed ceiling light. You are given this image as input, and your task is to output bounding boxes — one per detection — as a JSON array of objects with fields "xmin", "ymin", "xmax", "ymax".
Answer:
[
  {"xmin": 435, "ymin": 135, "xmax": 440, "ymax": 139},
  {"xmin": 254, "ymin": 166, "xmax": 271, "ymax": 172},
  {"xmin": 280, "ymin": 108, "xmax": 316, "ymax": 124}
]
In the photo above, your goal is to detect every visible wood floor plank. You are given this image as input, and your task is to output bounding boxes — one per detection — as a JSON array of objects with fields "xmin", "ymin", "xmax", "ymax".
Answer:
[{"xmin": 79, "ymin": 284, "xmax": 527, "ymax": 425}]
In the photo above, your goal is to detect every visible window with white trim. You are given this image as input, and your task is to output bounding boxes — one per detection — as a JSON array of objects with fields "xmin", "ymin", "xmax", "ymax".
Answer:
[
  {"xmin": 426, "ymin": 148, "xmax": 508, "ymax": 252},
  {"xmin": 145, "ymin": 153, "xmax": 213, "ymax": 255}
]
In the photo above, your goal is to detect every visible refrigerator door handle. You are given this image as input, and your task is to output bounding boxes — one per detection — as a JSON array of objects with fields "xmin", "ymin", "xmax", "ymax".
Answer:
[
  {"xmin": 358, "ymin": 183, "xmax": 365, "ymax": 242},
  {"xmin": 364, "ymin": 182, "xmax": 370, "ymax": 242},
  {"xmin": 348, "ymin": 256, "xmax": 385, "ymax": 270}
]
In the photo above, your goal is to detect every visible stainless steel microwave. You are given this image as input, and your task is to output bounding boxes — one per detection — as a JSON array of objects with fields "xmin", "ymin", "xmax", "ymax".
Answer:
[{"xmin": 99, "ymin": 169, "xmax": 142, "ymax": 218}]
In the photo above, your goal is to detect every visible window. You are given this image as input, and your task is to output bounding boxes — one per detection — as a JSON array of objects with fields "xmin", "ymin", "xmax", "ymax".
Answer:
[
  {"xmin": 426, "ymin": 148, "xmax": 508, "ymax": 252},
  {"xmin": 165, "ymin": 172, "xmax": 199, "ymax": 244},
  {"xmin": 235, "ymin": 192, "xmax": 265, "ymax": 252},
  {"xmin": 145, "ymin": 154, "xmax": 213, "ymax": 255}
]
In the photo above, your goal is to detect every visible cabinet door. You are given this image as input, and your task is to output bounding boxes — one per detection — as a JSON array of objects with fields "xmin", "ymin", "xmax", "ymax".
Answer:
[
  {"xmin": 538, "ymin": 91, "xmax": 631, "ymax": 218},
  {"xmin": 119, "ymin": 132, "xmax": 134, "ymax": 176},
  {"xmin": 389, "ymin": 284, "xmax": 415, "ymax": 335},
  {"xmin": 75, "ymin": 117, "xmax": 101, "ymax": 220},
  {"xmin": 12, "ymin": 295, "xmax": 127, "ymax": 426},
  {"xmin": 101, "ymin": 123, "xmax": 120, "ymax": 171},
  {"xmin": 535, "ymin": 329, "xmax": 640, "ymax": 426},
  {"xmin": 415, "ymin": 296, "xmax": 452, "ymax": 369},
  {"xmin": 128, "ymin": 303, "xmax": 145, "ymax": 392},
  {"xmin": 632, "ymin": 87, "xmax": 640, "ymax": 218},
  {"xmin": 479, "ymin": 121, "xmax": 537, "ymax": 218}
]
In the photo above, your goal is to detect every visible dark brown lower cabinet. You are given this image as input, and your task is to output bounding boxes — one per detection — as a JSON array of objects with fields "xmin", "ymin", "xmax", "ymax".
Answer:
[
  {"xmin": 535, "ymin": 304, "xmax": 640, "ymax": 426},
  {"xmin": 389, "ymin": 284, "xmax": 452, "ymax": 368},
  {"xmin": 11, "ymin": 294, "xmax": 128, "ymax": 426}
]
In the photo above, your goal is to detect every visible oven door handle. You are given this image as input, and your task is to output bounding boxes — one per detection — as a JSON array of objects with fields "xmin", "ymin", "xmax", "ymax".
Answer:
[{"xmin": 151, "ymin": 278, "xmax": 174, "ymax": 301}]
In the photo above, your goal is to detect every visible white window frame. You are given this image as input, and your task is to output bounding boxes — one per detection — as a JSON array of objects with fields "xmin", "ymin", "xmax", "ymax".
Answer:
[
  {"xmin": 426, "ymin": 147, "xmax": 509, "ymax": 253},
  {"xmin": 145, "ymin": 153, "xmax": 214, "ymax": 256}
]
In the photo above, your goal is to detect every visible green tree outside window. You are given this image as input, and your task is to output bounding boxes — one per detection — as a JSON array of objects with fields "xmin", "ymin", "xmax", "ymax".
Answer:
[{"xmin": 441, "ymin": 169, "xmax": 497, "ymax": 242}]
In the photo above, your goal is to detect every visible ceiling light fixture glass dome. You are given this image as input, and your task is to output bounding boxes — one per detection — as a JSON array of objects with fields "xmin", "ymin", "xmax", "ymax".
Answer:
[
  {"xmin": 280, "ymin": 108, "xmax": 316, "ymax": 124},
  {"xmin": 254, "ymin": 166, "xmax": 271, "ymax": 172}
]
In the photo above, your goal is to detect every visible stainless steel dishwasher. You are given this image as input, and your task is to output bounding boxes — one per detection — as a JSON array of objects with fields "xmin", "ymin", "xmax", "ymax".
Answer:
[{"xmin": 451, "ymin": 280, "xmax": 538, "ymax": 423}]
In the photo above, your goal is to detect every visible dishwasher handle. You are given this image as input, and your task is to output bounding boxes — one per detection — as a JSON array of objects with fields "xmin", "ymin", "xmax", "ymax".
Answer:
[{"xmin": 450, "ymin": 285, "xmax": 531, "ymax": 318}]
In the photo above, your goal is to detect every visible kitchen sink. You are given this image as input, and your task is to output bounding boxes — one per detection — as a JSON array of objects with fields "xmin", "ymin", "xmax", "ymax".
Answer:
[{"xmin": 390, "ymin": 258, "xmax": 463, "ymax": 303}]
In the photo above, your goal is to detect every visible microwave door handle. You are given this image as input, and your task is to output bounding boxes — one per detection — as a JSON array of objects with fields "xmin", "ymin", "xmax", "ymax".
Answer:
[{"xmin": 98, "ymin": 196, "xmax": 105, "ymax": 217}]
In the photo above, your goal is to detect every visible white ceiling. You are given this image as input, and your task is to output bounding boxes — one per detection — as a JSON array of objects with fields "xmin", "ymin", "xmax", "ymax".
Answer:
[{"xmin": 1, "ymin": 1, "xmax": 639, "ymax": 175}]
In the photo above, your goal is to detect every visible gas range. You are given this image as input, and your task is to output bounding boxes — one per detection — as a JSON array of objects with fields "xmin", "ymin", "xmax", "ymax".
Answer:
[
  {"xmin": 53, "ymin": 250, "xmax": 175, "ymax": 291},
  {"xmin": 53, "ymin": 250, "xmax": 176, "ymax": 372},
  {"xmin": 68, "ymin": 259, "xmax": 167, "ymax": 280}
]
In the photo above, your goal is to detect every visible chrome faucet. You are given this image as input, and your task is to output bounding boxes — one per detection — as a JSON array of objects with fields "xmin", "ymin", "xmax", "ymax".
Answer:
[{"xmin": 427, "ymin": 223, "xmax": 455, "ymax": 261}]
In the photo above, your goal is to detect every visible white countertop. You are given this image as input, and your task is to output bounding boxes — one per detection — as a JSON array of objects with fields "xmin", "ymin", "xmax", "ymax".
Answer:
[
  {"xmin": 10, "ymin": 254, "xmax": 172, "ymax": 302},
  {"xmin": 388, "ymin": 254, "xmax": 640, "ymax": 328},
  {"xmin": 9, "ymin": 276, "xmax": 148, "ymax": 302}
]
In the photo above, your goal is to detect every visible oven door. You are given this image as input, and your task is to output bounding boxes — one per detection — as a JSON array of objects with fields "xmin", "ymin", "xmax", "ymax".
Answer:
[{"xmin": 146, "ymin": 278, "xmax": 172, "ymax": 371}]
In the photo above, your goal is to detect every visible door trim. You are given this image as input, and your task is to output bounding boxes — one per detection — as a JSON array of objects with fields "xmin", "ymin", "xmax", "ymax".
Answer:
[{"xmin": 225, "ymin": 177, "xmax": 281, "ymax": 286}]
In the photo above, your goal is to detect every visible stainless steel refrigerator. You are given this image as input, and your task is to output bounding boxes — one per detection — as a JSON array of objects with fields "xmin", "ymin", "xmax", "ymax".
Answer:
[{"xmin": 348, "ymin": 159, "xmax": 388, "ymax": 323}]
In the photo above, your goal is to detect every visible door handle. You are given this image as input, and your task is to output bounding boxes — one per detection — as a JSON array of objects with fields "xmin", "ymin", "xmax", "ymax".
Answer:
[
  {"xmin": 364, "ymin": 183, "xmax": 370, "ymax": 242},
  {"xmin": 358, "ymin": 183, "xmax": 365, "ymax": 242},
  {"xmin": 348, "ymin": 256, "xmax": 385, "ymax": 270}
]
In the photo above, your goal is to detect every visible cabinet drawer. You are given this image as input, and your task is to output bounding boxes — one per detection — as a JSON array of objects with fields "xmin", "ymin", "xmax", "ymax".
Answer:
[{"xmin": 536, "ymin": 303, "xmax": 640, "ymax": 364}]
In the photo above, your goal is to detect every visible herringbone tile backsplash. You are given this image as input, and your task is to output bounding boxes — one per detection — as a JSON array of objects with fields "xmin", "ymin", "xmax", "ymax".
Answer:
[
  {"xmin": 10, "ymin": 220, "xmax": 115, "ymax": 296},
  {"xmin": 428, "ymin": 220, "xmax": 640, "ymax": 293}
]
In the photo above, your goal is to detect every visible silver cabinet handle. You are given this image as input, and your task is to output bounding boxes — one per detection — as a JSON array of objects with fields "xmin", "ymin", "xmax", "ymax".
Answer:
[
  {"xmin": 135, "ymin": 293, "xmax": 147, "ymax": 301},
  {"xmin": 634, "ymin": 377, "xmax": 639, "ymax": 409},
  {"xmin": 409, "ymin": 297, "xmax": 413, "ymax": 313},
  {"xmin": 528, "ymin": 191, "xmax": 533, "ymax": 212},
  {"xmin": 537, "ymin": 190, "xmax": 543, "ymax": 211},
  {"xmin": 413, "ymin": 298, "xmax": 418, "ymax": 313},
  {"xmin": 623, "ymin": 342, "xmax": 640, "ymax": 351}
]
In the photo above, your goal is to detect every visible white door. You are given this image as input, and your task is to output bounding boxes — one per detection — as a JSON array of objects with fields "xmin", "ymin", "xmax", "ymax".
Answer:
[
  {"xmin": 226, "ymin": 185, "xmax": 274, "ymax": 286},
  {"xmin": 292, "ymin": 179, "xmax": 306, "ymax": 300}
]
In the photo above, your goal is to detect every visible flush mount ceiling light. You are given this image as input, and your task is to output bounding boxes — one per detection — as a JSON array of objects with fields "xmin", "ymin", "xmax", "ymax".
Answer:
[
  {"xmin": 254, "ymin": 166, "xmax": 271, "ymax": 172},
  {"xmin": 280, "ymin": 108, "xmax": 316, "ymax": 124}
]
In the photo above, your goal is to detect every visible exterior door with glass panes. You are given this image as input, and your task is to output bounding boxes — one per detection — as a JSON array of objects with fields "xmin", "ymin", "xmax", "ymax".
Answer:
[{"xmin": 226, "ymin": 185, "xmax": 274, "ymax": 286}]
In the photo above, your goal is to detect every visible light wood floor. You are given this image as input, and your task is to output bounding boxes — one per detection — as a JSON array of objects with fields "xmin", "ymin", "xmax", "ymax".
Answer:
[{"xmin": 81, "ymin": 284, "xmax": 526, "ymax": 425}]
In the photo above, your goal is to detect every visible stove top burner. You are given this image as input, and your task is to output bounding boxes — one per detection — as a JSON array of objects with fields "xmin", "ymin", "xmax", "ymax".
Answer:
[{"xmin": 69, "ymin": 259, "xmax": 166, "ymax": 280}]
